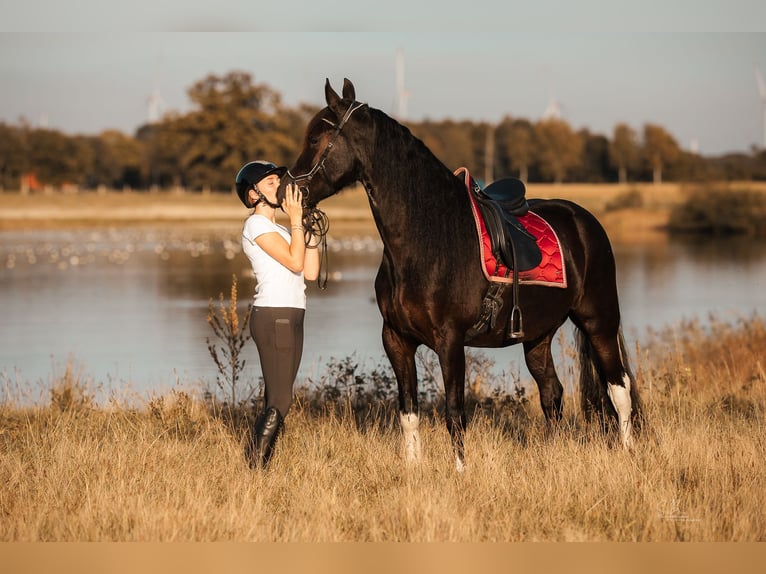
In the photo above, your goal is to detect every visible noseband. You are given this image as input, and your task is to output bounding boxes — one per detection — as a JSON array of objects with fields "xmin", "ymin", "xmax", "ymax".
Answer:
[{"xmin": 286, "ymin": 100, "xmax": 366, "ymax": 195}]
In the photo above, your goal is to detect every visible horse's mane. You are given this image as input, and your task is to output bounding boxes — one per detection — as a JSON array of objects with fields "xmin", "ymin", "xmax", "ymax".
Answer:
[
  {"xmin": 364, "ymin": 106, "xmax": 476, "ymax": 264},
  {"xmin": 369, "ymin": 107, "xmax": 455, "ymax": 185},
  {"xmin": 368, "ymin": 107, "xmax": 469, "ymax": 215}
]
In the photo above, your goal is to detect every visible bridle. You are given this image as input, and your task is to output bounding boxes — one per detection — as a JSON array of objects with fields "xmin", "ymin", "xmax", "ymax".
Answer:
[
  {"xmin": 286, "ymin": 100, "xmax": 366, "ymax": 290},
  {"xmin": 286, "ymin": 100, "xmax": 366, "ymax": 196}
]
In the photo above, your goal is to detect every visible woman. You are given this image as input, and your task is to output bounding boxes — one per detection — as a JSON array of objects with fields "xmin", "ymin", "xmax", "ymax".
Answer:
[{"xmin": 235, "ymin": 160, "xmax": 320, "ymax": 469}]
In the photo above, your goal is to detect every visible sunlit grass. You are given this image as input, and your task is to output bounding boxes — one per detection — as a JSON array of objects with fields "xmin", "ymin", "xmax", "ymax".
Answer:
[{"xmin": 1, "ymin": 315, "xmax": 764, "ymax": 541}]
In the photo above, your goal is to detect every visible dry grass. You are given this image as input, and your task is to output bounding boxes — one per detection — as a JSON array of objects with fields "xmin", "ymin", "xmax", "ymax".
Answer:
[{"xmin": 1, "ymin": 316, "xmax": 764, "ymax": 541}]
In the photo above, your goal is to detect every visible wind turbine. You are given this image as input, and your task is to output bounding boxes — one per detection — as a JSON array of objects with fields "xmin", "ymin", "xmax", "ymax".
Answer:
[
  {"xmin": 147, "ymin": 86, "xmax": 165, "ymax": 124},
  {"xmin": 395, "ymin": 48, "xmax": 411, "ymax": 121},
  {"xmin": 147, "ymin": 47, "xmax": 166, "ymax": 125},
  {"xmin": 542, "ymin": 70, "xmax": 564, "ymax": 120},
  {"xmin": 542, "ymin": 97, "xmax": 562, "ymax": 120},
  {"xmin": 756, "ymin": 65, "xmax": 766, "ymax": 149}
]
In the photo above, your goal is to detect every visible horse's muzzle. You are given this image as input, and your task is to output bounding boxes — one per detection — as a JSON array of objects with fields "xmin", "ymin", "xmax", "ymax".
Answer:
[
  {"xmin": 276, "ymin": 179, "xmax": 289, "ymax": 205},
  {"xmin": 278, "ymin": 173, "xmax": 315, "ymax": 208}
]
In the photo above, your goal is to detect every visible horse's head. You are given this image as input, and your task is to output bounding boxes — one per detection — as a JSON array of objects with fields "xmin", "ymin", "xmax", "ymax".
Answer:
[{"xmin": 279, "ymin": 78, "xmax": 368, "ymax": 208}]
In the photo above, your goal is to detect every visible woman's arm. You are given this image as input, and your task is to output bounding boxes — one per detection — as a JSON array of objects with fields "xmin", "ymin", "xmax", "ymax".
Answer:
[
  {"xmin": 254, "ymin": 183, "xmax": 307, "ymax": 272},
  {"xmin": 303, "ymin": 233, "xmax": 321, "ymax": 281},
  {"xmin": 254, "ymin": 231, "xmax": 306, "ymax": 273}
]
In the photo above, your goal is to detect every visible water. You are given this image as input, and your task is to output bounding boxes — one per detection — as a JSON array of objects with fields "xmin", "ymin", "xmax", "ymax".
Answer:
[{"xmin": 1, "ymin": 224, "xmax": 765, "ymax": 398}]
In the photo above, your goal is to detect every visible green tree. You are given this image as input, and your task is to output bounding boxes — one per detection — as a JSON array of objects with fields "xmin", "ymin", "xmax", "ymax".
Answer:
[
  {"xmin": 142, "ymin": 71, "xmax": 309, "ymax": 191},
  {"xmin": 138, "ymin": 114, "xmax": 191, "ymax": 189},
  {"xmin": 411, "ymin": 119, "xmax": 477, "ymax": 173},
  {"xmin": 575, "ymin": 129, "xmax": 611, "ymax": 183},
  {"xmin": 609, "ymin": 123, "xmax": 640, "ymax": 183},
  {"xmin": 90, "ymin": 130, "xmax": 147, "ymax": 189},
  {"xmin": 26, "ymin": 129, "xmax": 89, "ymax": 187},
  {"xmin": 642, "ymin": 123, "xmax": 680, "ymax": 184},
  {"xmin": 533, "ymin": 118, "xmax": 583, "ymax": 183},
  {"xmin": 496, "ymin": 117, "xmax": 534, "ymax": 182},
  {"xmin": 0, "ymin": 123, "xmax": 30, "ymax": 190},
  {"xmin": 182, "ymin": 71, "xmax": 302, "ymax": 190}
]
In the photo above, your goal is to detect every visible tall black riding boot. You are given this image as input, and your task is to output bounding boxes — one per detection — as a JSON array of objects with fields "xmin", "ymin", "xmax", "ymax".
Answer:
[{"xmin": 248, "ymin": 406, "xmax": 284, "ymax": 469}]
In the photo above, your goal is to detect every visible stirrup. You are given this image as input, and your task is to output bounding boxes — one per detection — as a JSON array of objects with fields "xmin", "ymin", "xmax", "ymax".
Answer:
[{"xmin": 509, "ymin": 305, "xmax": 524, "ymax": 338}]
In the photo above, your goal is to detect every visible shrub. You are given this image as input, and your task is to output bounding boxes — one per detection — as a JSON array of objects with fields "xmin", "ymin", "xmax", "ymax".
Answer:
[
  {"xmin": 667, "ymin": 188, "xmax": 766, "ymax": 236},
  {"xmin": 604, "ymin": 188, "xmax": 643, "ymax": 212},
  {"xmin": 49, "ymin": 359, "xmax": 96, "ymax": 413},
  {"xmin": 294, "ymin": 349, "xmax": 528, "ymax": 430}
]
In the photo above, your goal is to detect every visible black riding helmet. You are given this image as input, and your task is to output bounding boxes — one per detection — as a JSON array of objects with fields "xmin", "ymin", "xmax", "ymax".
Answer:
[{"xmin": 235, "ymin": 161, "xmax": 288, "ymax": 208}]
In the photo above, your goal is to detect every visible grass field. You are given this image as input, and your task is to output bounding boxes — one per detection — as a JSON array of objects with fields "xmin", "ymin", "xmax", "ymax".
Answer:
[
  {"xmin": 1, "ymin": 315, "xmax": 764, "ymax": 541},
  {"xmin": 2, "ymin": 182, "xmax": 765, "ymax": 542}
]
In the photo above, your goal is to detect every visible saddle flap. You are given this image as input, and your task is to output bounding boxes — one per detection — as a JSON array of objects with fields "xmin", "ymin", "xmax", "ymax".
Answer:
[{"xmin": 477, "ymin": 198, "xmax": 542, "ymax": 272}]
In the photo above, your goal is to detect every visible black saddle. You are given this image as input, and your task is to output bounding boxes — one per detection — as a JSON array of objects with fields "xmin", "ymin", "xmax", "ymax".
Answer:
[
  {"xmin": 472, "ymin": 177, "xmax": 542, "ymax": 273},
  {"xmin": 483, "ymin": 177, "xmax": 530, "ymax": 216}
]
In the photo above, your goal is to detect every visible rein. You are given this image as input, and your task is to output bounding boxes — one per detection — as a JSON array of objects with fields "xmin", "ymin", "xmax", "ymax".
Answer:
[
  {"xmin": 302, "ymin": 206, "xmax": 330, "ymax": 290},
  {"xmin": 287, "ymin": 99, "xmax": 366, "ymax": 291}
]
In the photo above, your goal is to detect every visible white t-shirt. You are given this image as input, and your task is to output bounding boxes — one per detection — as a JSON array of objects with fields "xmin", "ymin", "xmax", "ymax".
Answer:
[{"xmin": 242, "ymin": 214, "xmax": 307, "ymax": 309}]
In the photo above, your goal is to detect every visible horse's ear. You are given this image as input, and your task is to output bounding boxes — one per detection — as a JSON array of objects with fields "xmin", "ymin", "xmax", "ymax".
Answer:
[
  {"xmin": 325, "ymin": 79, "xmax": 342, "ymax": 113},
  {"xmin": 342, "ymin": 78, "xmax": 356, "ymax": 101}
]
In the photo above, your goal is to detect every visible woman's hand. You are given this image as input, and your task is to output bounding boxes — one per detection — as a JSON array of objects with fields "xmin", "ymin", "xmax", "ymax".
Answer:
[{"xmin": 283, "ymin": 183, "xmax": 304, "ymax": 226}]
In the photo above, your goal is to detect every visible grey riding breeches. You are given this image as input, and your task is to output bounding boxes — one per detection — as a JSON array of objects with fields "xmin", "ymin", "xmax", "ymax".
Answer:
[{"xmin": 250, "ymin": 306, "xmax": 305, "ymax": 417}]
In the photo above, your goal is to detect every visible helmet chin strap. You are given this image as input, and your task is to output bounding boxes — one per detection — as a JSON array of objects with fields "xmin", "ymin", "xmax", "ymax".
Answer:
[{"xmin": 253, "ymin": 185, "xmax": 281, "ymax": 210}]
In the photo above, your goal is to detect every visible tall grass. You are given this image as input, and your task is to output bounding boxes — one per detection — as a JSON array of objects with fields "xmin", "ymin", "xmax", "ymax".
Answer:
[
  {"xmin": 1, "ymin": 315, "xmax": 764, "ymax": 541},
  {"xmin": 205, "ymin": 274, "xmax": 255, "ymax": 409}
]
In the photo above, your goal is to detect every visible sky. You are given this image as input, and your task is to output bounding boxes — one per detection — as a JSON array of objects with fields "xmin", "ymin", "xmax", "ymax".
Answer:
[{"xmin": 1, "ymin": 3, "xmax": 766, "ymax": 156}]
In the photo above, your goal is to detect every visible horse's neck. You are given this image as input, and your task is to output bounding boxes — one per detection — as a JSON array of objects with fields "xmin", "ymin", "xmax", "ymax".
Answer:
[
  {"xmin": 362, "ymin": 168, "xmax": 471, "ymax": 265},
  {"xmin": 363, "ymin": 113, "xmax": 472, "ymax": 258}
]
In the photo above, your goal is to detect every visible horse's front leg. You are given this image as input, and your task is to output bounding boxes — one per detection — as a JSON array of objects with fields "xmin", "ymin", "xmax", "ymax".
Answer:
[
  {"xmin": 437, "ymin": 338, "xmax": 467, "ymax": 472},
  {"xmin": 382, "ymin": 322, "xmax": 421, "ymax": 464}
]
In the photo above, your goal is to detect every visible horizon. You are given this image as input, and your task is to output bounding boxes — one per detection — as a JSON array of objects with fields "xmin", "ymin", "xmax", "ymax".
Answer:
[{"xmin": 1, "ymin": 19, "xmax": 766, "ymax": 156}]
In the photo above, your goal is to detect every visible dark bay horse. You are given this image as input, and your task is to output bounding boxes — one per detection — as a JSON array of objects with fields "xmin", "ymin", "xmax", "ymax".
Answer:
[{"xmin": 283, "ymin": 78, "xmax": 642, "ymax": 470}]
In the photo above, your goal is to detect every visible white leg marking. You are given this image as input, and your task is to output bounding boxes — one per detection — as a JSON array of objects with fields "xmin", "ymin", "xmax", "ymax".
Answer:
[
  {"xmin": 607, "ymin": 374, "xmax": 634, "ymax": 450},
  {"xmin": 455, "ymin": 455, "xmax": 466, "ymax": 473},
  {"xmin": 400, "ymin": 413, "xmax": 421, "ymax": 463}
]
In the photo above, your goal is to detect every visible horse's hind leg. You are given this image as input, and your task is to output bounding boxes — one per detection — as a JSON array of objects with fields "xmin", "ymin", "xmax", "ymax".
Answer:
[
  {"xmin": 574, "ymin": 315, "xmax": 635, "ymax": 450},
  {"xmin": 523, "ymin": 332, "xmax": 564, "ymax": 426},
  {"xmin": 592, "ymin": 332, "xmax": 633, "ymax": 449},
  {"xmin": 382, "ymin": 323, "xmax": 421, "ymax": 464}
]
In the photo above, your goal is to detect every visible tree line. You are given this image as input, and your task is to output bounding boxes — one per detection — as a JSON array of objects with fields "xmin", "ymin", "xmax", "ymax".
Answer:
[{"xmin": 2, "ymin": 71, "xmax": 766, "ymax": 192}]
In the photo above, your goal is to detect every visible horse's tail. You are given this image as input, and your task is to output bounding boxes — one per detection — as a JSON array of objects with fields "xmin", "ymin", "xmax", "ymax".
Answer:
[{"xmin": 575, "ymin": 326, "xmax": 643, "ymax": 434}]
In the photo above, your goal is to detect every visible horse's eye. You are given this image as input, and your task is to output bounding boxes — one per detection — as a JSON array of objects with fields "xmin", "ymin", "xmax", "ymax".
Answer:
[{"xmin": 308, "ymin": 135, "xmax": 320, "ymax": 146}]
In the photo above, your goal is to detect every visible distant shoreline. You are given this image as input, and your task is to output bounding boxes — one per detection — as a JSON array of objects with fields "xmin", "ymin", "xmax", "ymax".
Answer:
[{"xmin": 3, "ymin": 182, "xmax": 765, "ymax": 242}]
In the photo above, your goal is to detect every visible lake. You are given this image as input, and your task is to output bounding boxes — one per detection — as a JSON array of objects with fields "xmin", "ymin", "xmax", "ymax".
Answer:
[{"xmin": 1, "ymin": 224, "xmax": 765, "ymax": 401}]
